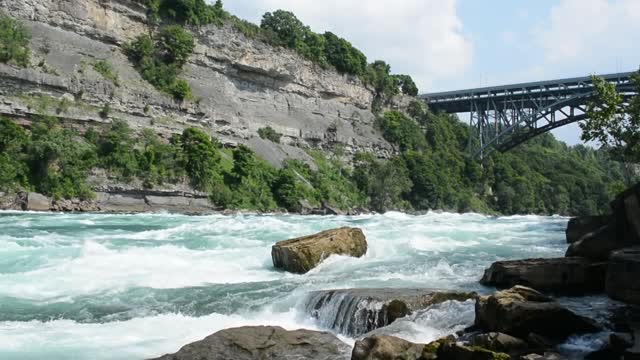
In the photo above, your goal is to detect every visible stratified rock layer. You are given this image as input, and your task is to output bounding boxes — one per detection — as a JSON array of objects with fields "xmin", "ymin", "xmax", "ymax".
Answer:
[
  {"xmin": 271, "ymin": 227, "xmax": 367, "ymax": 274},
  {"xmin": 480, "ymin": 257, "xmax": 606, "ymax": 294},
  {"xmin": 606, "ymin": 247, "xmax": 640, "ymax": 305}
]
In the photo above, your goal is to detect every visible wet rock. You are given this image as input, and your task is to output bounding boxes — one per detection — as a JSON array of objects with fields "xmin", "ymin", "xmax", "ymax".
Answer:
[
  {"xmin": 565, "ymin": 216, "xmax": 611, "ymax": 244},
  {"xmin": 149, "ymin": 326, "xmax": 350, "ymax": 360},
  {"xmin": 26, "ymin": 192, "xmax": 51, "ymax": 211},
  {"xmin": 474, "ymin": 286, "xmax": 600, "ymax": 340},
  {"xmin": 565, "ymin": 224, "xmax": 621, "ymax": 261},
  {"xmin": 305, "ymin": 288, "xmax": 476, "ymax": 336},
  {"xmin": 471, "ymin": 332, "xmax": 528, "ymax": 355},
  {"xmin": 352, "ymin": 335, "xmax": 510, "ymax": 360},
  {"xmin": 351, "ymin": 335, "xmax": 424, "ymax": 360},
  {"xmin": 271, "ymin": 227, "xmax": 367, "ymax": 274},
  {"xmin": 606, "ymin": 247, "xmax": 640, "ymax": 305},
  {"xmin": 480, "ymin": 258, "xmax": 606, "ymax": 294},
  {"xmin": 519, "ymin": 353, "xmax": 566, "ymax": 360}
]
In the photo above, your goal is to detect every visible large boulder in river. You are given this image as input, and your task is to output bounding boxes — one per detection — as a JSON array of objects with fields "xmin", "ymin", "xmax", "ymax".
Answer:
[
  {"xmin": 606, "ymin": 247, "xmax": 640, "ymax": 305},
  {"xmin": 27, "ymin": 192, "xmax": 51, "ymax": 211},
  {"xmin": 305, "ymin": 288, "xmax": 476, "ymax": 336},
  {"xmin": 271, "ymin": 227, "xmax": 367, "ymax": 274},
  {"xmin": 565, "ymin": 215, "xmax": 611, "ymax": 243},
  {"xmin": 150, "ymin": 326, "xmax": 350, "ymax": 360},
  {"xmin": 474, "ymin": 286, "xmax": 600, "ymax": 340},
  {"xmin": 565, "ymin": 223, "xmax": 623, "ymax": 261},
  {"xmin": 480, "ymin": 257, "xmax": 606, "ymax": 294}
]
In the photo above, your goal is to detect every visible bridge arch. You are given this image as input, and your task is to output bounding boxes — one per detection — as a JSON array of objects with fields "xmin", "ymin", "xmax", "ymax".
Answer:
[{"xmin": 419, "ymin": 72, "xmax": 637, "ymax": 159}]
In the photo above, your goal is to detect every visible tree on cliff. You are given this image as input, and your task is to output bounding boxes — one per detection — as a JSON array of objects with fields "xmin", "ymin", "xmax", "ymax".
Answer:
[{"xmin": 583, "ymin": 69, "xmax": 640, "ymax": 182}]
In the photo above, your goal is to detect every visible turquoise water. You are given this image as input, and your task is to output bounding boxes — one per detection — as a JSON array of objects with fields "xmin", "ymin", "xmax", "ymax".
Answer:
[{"xmin": 0, "ymin": 211, "xmax": 574, "ymax": 359}]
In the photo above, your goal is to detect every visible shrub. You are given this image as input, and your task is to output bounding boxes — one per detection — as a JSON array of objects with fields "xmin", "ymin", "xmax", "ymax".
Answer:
[
  {"xmin": 378, "ymin": 111, "xmax": 427, "ymax": 151},
  {"xmin": 158, "ymin": 25, "xmax": 194, "ymax": 67},
  {"xmin": 93, "ymin": 60, "xmax": 120, "ymax": 86},
  {"xmin": 257, "ymin": 126, "xmax": 282, "ymax": 143},
  {"xmin": 180, "ymin": 127, "xmax": 225, "ymax": 192},
  {"xmin": 154, "ymin": 0, "xmax": 226, "ymax": 26},
  {"xmin": 0, "ymin": 12, "xmax": 30, "ymax": 67},
  {"xmin": 394, "ymin": 74, "xmax": 419, "ymax": 96},
  {"xmin": 125, "ymin": 32, "xmax": 193, "ymax": 101},
  {"xmin": 323, "ymin": 32, "xmax": 367, "ymax": 76}
]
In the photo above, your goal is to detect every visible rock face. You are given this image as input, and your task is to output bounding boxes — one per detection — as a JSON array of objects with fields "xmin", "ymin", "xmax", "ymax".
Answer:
[
  {"xmin": 351, "ymin": 335, "xmax": 424, "ymax": 360},
  {"xmin": 271, "ymin": 227, "xmax": 367, "ymax": 274},
  {"xmin": 304, "ymin": 288, "xmax": 476, "ymax": 336},
  {"xmin": 567, "ymin": 183, "xmax": 640, "ymax": 261},
  {"xmin": 474, "ymin": 286, "xmax": 600, "ymax": 340},
  {"xmin": 26, "ymin": 192, "xmax": 51, "ymax": 211},
  {"xmin": 479, "ymin": 257, "xmax": 607, "ymax": 294},
  {"xmin": 0, "ymin": 0, "xmax": 394, "ymax": 172},
  {"xmin": 352, "ymin": 335, "xmax": 510, "ymax": 360},
  {"xmin": 471, "ymin": 332, "xmax": 529, "ymax": 355},
  {"xmin": 606, "ymin": 247, "xmax": 640, "ymax": 305},
  {"xmin": 150, "ymin": 326, "xmax": 350, "ymax": 360},
  {"xmin": 565, "ymin": 215, "xmax": 611, "ymax": 243}
]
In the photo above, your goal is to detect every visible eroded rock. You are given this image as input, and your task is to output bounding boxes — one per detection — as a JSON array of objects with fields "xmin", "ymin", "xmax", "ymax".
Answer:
[
  {"xmin": 149, "ymin": 326, "xmax": 350, "ymax": 360},
  {"xmin": 480, "ymin": 258, "xmax": 606, "ymax": 294},
  {"xmin": 271, "ymin": 227, "xmax": 367, "ymax": 273},
  {"xmin": 474, "ymin": 286, "xmax": 600, "ymax": 340},
  {"xmin": 565, "ymin": 215, "xmax": 611, "ymax": 243},
  {"xmin": 606, "ymin": 247, "xmax": 640, "ymax": 305},
  {"xmin": 27, "ymin": 192, "xmax": 51, "ymax": 211}
]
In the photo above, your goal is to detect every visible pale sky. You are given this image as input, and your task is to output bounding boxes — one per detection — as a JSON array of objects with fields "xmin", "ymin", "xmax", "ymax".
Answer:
[{"xmin": 221, "ymin": 0, "xmax": 640, "ymax": 145}]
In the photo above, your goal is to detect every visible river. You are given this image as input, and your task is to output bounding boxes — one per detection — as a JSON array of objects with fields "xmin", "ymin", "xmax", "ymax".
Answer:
[{"xmin": 0, "ymin": 211, "xmax": 612, "ymax": 359}]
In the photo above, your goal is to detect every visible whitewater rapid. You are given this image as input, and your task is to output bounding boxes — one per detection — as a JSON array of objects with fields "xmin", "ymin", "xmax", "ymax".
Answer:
[{"xmin": 0, "ymin": 211, "xmax": 602, "ymax": 359}]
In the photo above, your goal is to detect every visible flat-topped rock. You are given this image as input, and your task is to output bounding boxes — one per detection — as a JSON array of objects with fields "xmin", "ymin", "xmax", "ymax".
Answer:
[
  {"xmin": 305, "ymin": 288, "xmax": 476, "ymax": 336},
  {"xmin": 271, "ymin": 227, "xmax": 367, "ymax": 274},
  {"xmin": 149, "ymin": 326, "xmax": 350, "ymax": 360},
  {"xmin": 606, "ymin": 247, "xmax": 640, "ymax": 305},
  {"xmin": 480, "ymin": 257, "xmax": 606, "ymax": 294},
  {"xmin": 475, "ymin": 286, "xmax": 600, "ymax": 340}
]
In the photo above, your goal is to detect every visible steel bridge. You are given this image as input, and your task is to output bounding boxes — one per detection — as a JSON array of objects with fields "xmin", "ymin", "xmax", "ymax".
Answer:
[{"xmin": 419, "ymin": 71, "xmax": 637, "ymax": 159}]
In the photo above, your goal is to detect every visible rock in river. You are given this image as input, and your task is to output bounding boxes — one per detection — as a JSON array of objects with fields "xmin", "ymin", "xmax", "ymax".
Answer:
[
  {"xmin": 480, "ymin": 257, "xmax": 606, "ymax": 294},
  {"xmin": 606, "ymin": 247, "xmax": 640, "ymax": 305},
  {"xmin": 304, "ymin": 288, "xmax": 476, "ymax": 336},
  {"xmin": 271, "ymin": 227, "xmax": 367, "ymax": 274},
  {"xmin": 150, "ymin": 326, "xmax": 350, "ymax": 360},
  {"xmin": 474, "ymin": 286, "xmax": 600, "ymax": 340},
  {"xmin": 565, "ymin": 215, "xmax": 611, "ymax": 244}
]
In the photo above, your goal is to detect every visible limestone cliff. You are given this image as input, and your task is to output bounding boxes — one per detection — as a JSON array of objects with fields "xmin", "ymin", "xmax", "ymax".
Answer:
[{"xmin": 0, "ymin": 0, "xmax": 393, "ymax": 169}]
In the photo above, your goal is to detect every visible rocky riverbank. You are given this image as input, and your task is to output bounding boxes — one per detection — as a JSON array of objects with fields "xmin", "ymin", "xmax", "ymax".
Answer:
[{"xmin": 148, "ymin": 184, "xmax": 640, "ymax": 360}]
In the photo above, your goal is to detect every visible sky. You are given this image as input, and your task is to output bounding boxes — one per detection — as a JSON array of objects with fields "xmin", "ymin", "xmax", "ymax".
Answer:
[{"xmin": 222, "ymin": 0, "xmax": 640, "ymax": 145}]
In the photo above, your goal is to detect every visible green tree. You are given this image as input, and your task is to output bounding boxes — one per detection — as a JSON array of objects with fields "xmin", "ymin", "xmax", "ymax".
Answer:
[
  {"xmin": 582, "ymin": 71, "xmax": 640, "ymax": 178},
  {"xmin": 323, "ymin": 32, "xmax": 367, "ymax": 76},
  {"xmin": 378, "ymin": 111, "xmax": 427, "ymax": 151},
  {"xmin": 394, "ymin": 74, "xmax": 419, "ymax": 96},
  {"xmin": 0, "ymin": 117, "xmax": 30, "ymax": 190},
  {"xmin": 158, "ymin": 25, "xmax": 195, "ymax": 67},
  {"xmin": 180, "ymin": 127, "xmax": 225, "ymax": 193}
]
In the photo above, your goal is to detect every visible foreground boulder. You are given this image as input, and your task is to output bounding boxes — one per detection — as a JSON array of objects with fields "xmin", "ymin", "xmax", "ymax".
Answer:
[
  {"xmin": 565, "ymin": 215, "xmax": 611, "ymax": 243},
  {"xmin": 606, "ymin": 247, "xmax": 640, "ymax": 305},
  {"xmin": 471, "ymin": 332, "xmax": 528, "ymax": 355},
  {"xmin": 352, "ymin": 335, "xmax": 510, "ymax": 360},
  {"xmin": 150, "ymin": 326, "xmax": 350, "ymax": 360},
  {"xmin": 475, "ymin": 286, "xmax": 600, "ymax": 340},
  {"xmin": 305, "ymin": 288, "xmax": 476, "ymax": 336},
  {"xmin": 272, "ymin": 227, "xmax": 367, "ymax": 273},
  {"xmin": 565, "ymin": 224, "xmax": 622, "ymax": 261},
  {"xmin": 480, "ymin": 258, "xmax": 606, "ymax": 294}
]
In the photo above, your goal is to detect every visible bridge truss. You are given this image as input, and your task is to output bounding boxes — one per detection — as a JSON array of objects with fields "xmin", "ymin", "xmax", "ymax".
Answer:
[{"xmin": 420, "ymin": 72, "xmax": 637, "ymax": 159}]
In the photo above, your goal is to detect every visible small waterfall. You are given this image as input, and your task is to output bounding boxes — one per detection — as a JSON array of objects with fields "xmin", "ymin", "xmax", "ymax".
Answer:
[{"xmin": 304, "ymin": 289, "xmax": 410, "ymax": 337}]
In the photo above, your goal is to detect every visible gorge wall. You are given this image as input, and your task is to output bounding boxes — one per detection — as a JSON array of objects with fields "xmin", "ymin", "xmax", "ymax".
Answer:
[
  {"xmin": 0, "ymin": 0, "xmax": 394, "ymax": 163},
  {"xmin": 0, "ymin": 0, "xmax": 396, "ymax": 212}
]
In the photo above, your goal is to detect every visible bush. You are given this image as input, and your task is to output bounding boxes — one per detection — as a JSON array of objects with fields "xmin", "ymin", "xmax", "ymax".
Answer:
[
  {"xmin": 149, "ymin": 0, "xmax": 226, "ymax": 26},
  {"xmin": 0, "ymin": 12, "xmax": 30, "ymax": 67},
  {"xmin": 394, "ymin": 74, "xmax": 419, "ymax": 96},
  {"xmin": 125, "ymin": 32, "xmax": 193, "ymax": 101},
  {"xmin": 378, "ymin": 111, "xmax": 427, "ymax": 151},
  {"xmin": 180, "ymin": 127, "xmax": 225, "ymax": 192},
  {"xmin": 323, "ymin": 32, "xmax": 367, "ymax": 76},
  {"xmin": 158, "ymin": 25, "xmax": 194, "ymax": 67},
  {"xmin": 0, "ymin": 117, "xmax": 30, "ymax": 190},
  {"xmin": 93, "ymin": 60, "xmax": 120, "ymax": 86},
  {"xmin": 257, "ymin": 126, "xmax": 282, "ymax": 143},
  {"xmin": 227, "ymin": 145, "xmax": 278, "ymax": 210}
]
